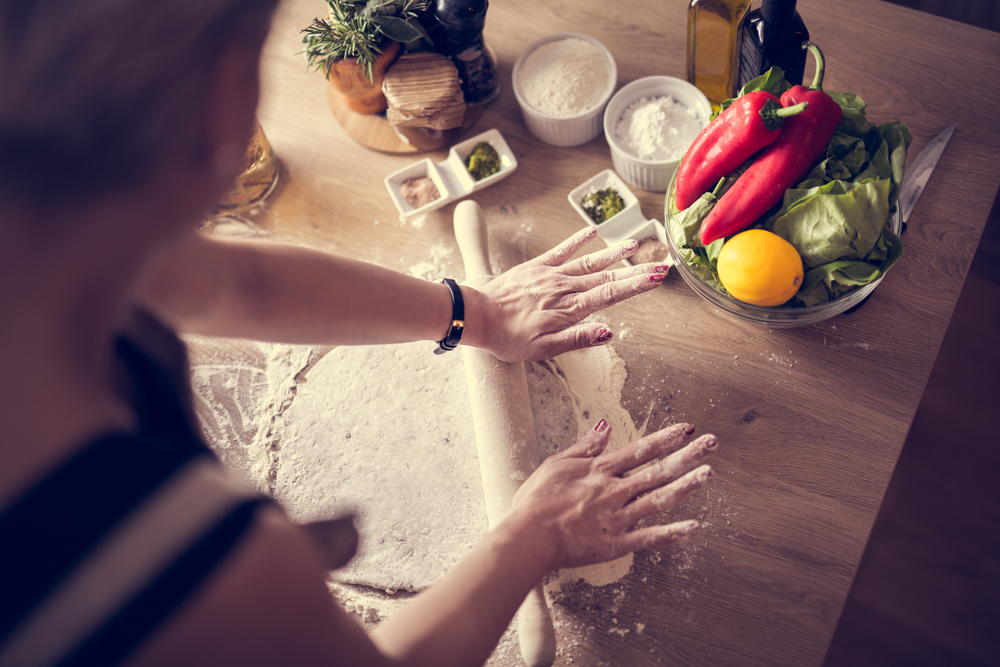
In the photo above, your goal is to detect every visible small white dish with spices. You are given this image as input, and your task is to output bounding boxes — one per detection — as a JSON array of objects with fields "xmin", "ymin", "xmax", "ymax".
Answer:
[
  {"xmin": 384, "ymin": 128, "xmax": 517, "ymax": 222},
  {"xmin": 568, "ymin": 169, "xmax": 671, "ymax": 266}
]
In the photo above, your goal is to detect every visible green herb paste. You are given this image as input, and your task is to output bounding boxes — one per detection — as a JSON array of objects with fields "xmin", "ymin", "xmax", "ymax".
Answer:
[
  {"xmin": 465, "ymin": 142, "xmax": 501, "ymax": 181},
  {"xmin": 582, "ymin": 187, "xmax": 625, "ymax": 224}
]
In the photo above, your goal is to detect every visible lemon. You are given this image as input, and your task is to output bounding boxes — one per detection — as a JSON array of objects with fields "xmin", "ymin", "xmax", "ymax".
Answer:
[{"xmin": 717, "ymin": 230, "xmax": 804, "ymax": 307}]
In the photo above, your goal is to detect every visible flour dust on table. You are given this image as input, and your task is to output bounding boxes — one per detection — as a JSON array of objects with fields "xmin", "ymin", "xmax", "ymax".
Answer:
[{"xmin": 184, "ymin": 334, "xmax": 323, "ymax": 491}]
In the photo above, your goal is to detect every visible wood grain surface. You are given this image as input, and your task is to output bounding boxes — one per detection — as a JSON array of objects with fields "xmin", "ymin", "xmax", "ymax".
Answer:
[{"xmin": 238, "ymin": 1, "xmax": 1000, "ymax": 665}]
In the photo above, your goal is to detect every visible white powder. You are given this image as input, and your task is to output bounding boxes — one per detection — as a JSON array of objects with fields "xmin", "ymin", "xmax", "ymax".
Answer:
[
  {"xmin": 188, "ymin": 334, "xmax": 644, "ymax": 593},
  {"xmin": 272, "ymin": 342, "xmax": 487, "ymax": 591},
  {"xmin": 519, "ymin": 38, "xmax": 612, "ymax": 117},
  {"xmin": 614, "ymin": 95, "xmax": 703, "ymax": 161}
]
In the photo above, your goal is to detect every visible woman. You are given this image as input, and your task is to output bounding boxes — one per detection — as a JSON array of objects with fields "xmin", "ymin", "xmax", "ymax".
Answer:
[{"xmin": 0, "ymin": 1, "xmax": 717, "ymax": 665}]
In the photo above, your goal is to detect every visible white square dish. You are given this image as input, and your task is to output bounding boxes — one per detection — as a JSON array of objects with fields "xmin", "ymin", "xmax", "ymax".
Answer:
[
  {"xmin": 568, "ymin": 169, "xmax": 664, "ymax": 266},
  {"xmin": 447, "ymin": 128, "xmax": 518, "ymax": 194},
  {"xmin": 384, "ymin": 128, "xmax": 518, "ymax": 222},
  {"xmin": 384, "ymin": 158, "xmax": 452, "ymax": 218},
  {"xmin": 568, "ymin": 169, "xmax": 652, "ymax": 243}
]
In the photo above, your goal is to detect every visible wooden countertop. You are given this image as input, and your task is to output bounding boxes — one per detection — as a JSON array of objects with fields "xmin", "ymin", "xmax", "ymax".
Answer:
[{"xmin": 236, "ymin": 1, "xmax": 1000, "ymax": 665}]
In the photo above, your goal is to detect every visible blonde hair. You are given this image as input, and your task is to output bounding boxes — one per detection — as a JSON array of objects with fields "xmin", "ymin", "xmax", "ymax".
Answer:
[{"xmin": 0, "ymin": 0, "xmax": 279, "ymax": 207}]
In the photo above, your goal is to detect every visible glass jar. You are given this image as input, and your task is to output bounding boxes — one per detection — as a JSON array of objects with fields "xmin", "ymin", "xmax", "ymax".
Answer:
[{"xmin": 213, "ymin": 119, "xmax": 279, "ymax": 215}]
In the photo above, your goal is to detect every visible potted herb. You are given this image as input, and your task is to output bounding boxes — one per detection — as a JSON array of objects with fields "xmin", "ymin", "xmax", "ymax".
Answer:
[{"xmin": 301, "ymin": 0, "xmax": 431, "ymax": 114}]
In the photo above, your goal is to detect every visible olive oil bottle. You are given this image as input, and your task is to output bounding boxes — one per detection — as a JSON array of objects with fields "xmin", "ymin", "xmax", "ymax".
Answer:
[{"xmin": 686, "ymin": 0, "xmax": 752, "ymax": 107}]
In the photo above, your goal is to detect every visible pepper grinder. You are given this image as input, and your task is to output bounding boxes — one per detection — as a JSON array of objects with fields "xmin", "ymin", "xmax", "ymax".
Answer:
[
  {"xmin": 736, "ymin": 0, "xmax": 810, "ymax": 91},
  {"xmin": 432, "ymin": 0, "xmax": 500, "ymax": 105}
]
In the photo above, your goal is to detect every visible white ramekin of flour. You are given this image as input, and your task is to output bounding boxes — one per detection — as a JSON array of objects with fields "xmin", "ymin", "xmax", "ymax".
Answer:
[
  {"xmin": 512, "ymin": 33, "xmax": 617, "ymax": 147},
  {"xmin": 603, "ymin": 76, "xmax": 712, "ymax": 192}
]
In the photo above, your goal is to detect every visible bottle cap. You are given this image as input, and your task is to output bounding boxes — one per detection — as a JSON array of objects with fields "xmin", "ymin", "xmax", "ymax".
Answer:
[
  {"xmin": 761, "ymin": 0, "xmax": 798, "ymax": 25},
  {"xmin": 433, "ymin": 0, "xmax": 488, "ymax": 31}
]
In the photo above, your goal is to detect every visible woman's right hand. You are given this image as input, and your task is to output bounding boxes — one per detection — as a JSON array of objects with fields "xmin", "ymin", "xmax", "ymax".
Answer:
[{"xmin": 510, "ymin": 421, "xmax": 716, "ymax": 570}]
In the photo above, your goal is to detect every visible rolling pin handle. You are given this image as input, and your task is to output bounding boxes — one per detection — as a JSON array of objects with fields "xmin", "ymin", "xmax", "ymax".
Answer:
[
  {"xmin": 453, "ymin": 200, "xmax": 492, "ymax": 280},
  {"xmin": 518, "ymin": 585, "xmax": 557, "ymax": 666},
  {"xmin": 453, "ymin": 201, "xmax": 558, "ymax": 666}
]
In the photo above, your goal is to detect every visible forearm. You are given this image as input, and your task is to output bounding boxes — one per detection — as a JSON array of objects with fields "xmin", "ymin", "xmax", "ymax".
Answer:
[
  {"xmin": 369, "ymin": 510, "xmax": 557, "ymax": 667},
  {"xmin": 137, "ymin": 233, "xmax": 489, "ymax": 348},
  {"xmin": 139, "ymin": 225, "xmax": 667, "ymax": 362}
]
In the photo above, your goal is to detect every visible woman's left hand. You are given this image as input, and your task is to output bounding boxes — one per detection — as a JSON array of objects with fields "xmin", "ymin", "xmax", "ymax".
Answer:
[{"xmin": 466, "ymin": 227, "xmax": 669, "ymax": 363}]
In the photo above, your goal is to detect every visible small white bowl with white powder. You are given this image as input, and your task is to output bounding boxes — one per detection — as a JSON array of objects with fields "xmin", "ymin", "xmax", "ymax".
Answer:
[
  {"xmin": 512, "ymin": 33, "xmax": 616, "ymax": 147},
  {"xmin": 603, "ymin": 76, "xmax": 711, "ymax": 192}
]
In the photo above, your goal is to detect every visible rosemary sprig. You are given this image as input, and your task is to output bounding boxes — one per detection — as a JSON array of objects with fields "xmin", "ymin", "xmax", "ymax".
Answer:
[{"xmin": 300, "ymin": 0, "xmax": 430, "ymax": 83}]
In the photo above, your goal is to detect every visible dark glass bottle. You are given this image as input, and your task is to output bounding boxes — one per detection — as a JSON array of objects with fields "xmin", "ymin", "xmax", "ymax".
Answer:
[
  {"xmin": 432, "ymin": 0, "xmax": 500, "ymax": 105},
  {"xmin": 736, "ymin": 0, "xmax": 809, "ymax": 92}
]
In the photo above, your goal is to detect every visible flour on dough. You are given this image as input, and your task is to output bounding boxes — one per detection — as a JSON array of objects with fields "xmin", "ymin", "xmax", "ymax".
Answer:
[
  {"xmin": 189, "ymin": 336, "xmax": 643, "ymax": 593},
  {"xmin": 272, "ymin": 342, "xmax": 489, "ymax": 591}
]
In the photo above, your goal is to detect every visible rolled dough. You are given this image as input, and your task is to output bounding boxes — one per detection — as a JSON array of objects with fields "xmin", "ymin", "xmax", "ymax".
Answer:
[{"xmin": 188, "ymin": 337, "xmax": 640, "ymax": 593}]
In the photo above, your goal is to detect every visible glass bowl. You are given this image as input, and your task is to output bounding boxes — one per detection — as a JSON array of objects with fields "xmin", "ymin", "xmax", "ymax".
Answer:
[{"xmin": 663, "ymin": 177, "xmax": 902, "ymax": 328}]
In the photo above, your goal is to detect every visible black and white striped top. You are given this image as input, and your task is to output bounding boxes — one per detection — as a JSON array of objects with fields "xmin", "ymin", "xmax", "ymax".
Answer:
[{"xmin": 0, "ymin": 312, "xmax": 271, "ymax": 667}]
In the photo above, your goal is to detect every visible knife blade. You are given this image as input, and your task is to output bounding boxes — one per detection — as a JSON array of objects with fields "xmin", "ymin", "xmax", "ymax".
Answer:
[{"xmin": 899, "ymin": 122, "xmax": 957, "ymax": 223}]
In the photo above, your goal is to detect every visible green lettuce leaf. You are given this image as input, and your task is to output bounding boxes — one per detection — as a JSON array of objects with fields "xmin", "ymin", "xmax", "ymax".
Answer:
[
  {"xmin": 795, "ymin": 260, "xmax": 883, "ymax": 306},
  {"xmin": 877, "ymin": 121, "xmax": 913, "ymax": 204},
  {"xmin": 666, "ymin": 180, "xmax": 727, "ymax": 289},
  {"xmin": 798, "ymin": 131, "xmax": 869, "ymax": 185},
  {"xmin": 793, "ymin": 223, "xmax": 903, "ymax": 306},
  {"xmin": 768, "ymin": 179, "xmax": 891, "ymax": 267},
  {"xmin": 830, "ymin": 91, "xmax": 870, "ymax": 137}
]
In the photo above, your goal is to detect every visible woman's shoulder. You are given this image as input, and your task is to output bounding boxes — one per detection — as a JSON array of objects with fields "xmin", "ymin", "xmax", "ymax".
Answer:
[
  {"xmin": 0, "ymin": 431, "xmax": 274, "ymax": 667},
  {"xmin": 122, "ymin": 508, "xmax": 384, "ymax": 667}
]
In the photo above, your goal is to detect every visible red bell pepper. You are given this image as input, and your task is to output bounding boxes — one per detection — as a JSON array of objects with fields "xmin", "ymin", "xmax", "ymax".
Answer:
[
  {"xmin": 699, "ymin": 42, "xmax": 843, "ymax": 246},
  {"xmin": 675, "ymin": 91, "xmax": 807, "ymax": 212}
]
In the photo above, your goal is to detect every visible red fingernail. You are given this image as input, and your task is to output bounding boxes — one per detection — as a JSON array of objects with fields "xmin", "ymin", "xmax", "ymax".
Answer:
[
  {"xmin": 654, "ymin": 265, "xmax": 670, "ymax": 273},
  {"xmin": 595, "ymin": 328, "xmax": 613, "ymax": 342},
  {"xmin": 594, "ymin": 419, "xmax": 608, "ymax": 433},
  {"xmin": 649, "ymin": 273, "xmax": 665, "ymax": 284}
]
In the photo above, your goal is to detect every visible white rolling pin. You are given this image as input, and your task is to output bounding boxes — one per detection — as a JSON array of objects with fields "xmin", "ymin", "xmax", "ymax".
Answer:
[{"xmin": 453, "ymin": 200, "xmax": 557, "ymax": 667}]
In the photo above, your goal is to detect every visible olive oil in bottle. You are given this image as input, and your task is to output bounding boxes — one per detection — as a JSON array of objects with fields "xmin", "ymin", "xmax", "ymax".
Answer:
[{"xmin": 686, "ymin": 0, "xmax": 752, "ymax": 107}]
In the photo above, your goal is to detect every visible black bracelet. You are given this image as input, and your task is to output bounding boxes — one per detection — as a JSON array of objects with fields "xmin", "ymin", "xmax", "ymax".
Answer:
[{"xmin": 434, "ymin": 278, "xmax": 465, "ymax": 354}]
